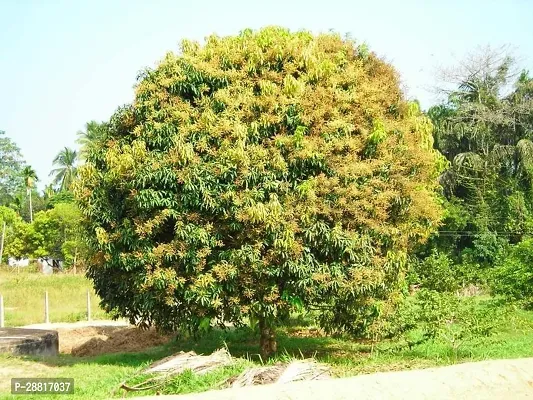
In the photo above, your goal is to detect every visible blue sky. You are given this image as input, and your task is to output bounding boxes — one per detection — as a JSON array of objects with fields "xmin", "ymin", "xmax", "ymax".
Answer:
[{"xmin": 1, "ymin": 0, "xmax": 532, "ymax": 189}]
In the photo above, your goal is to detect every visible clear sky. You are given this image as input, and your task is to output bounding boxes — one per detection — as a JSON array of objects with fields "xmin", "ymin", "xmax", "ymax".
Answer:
[{"xmin": 1, "ymin": 0, "xmax": 532, "ymax": 189}]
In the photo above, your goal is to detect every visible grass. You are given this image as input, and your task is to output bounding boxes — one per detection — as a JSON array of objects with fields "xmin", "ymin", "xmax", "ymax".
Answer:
[
  {"xmin": 0, "ymin": 267, "xmax": 111, "ymax": 326},
  {"xmin": 1, "ymin": 303, "xmax": 533, "ymax": 399},
  {"xmin": 0, "ymin": 339, "xmax": 252, "ymax": 400},
  {"xmin": 2, "ymin": 270, "xmax": 533, "ymax": 399}
]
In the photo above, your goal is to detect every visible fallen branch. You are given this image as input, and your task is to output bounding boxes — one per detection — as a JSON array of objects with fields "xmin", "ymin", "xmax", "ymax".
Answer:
[
  {"xmin": 115, "ymin": 348, "xmax": 234, "ymax": 395},
  {"xmin": 145, "ymin": 348, "xmax": 233, "ymax": 375},
  {"xmin": 229, "ymin": 360, "xmax": 330, "ymax": 388}
]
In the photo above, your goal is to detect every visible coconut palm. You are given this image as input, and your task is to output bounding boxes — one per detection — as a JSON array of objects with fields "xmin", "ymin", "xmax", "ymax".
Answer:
[
  {"xmin": 50, "ymin": 147, "xmax": 78, "ymax": 191},
  {"xmin": 21, "ymin": 166, "xmax": 38, "ymax": 223},
  {"xmin": 77, "ymin": 120, "xmax": 106, "ymax": 161},
  {"xmin": 43, "ymin": 184, "xmax": 57, "ymax": 202}
]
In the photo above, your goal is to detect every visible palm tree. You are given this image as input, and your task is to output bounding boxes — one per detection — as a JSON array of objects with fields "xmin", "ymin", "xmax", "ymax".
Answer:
[
  {"xmin": 43, "ymin": 184, "xmax": 56, "ymax": 202},
  {"xmin": 50, "ymin": 147, "xmax": 78, "ymax": 191},
  {"xmin": 21, "ymin": 166, "xmax": 38, "ymax": 223},
  {"xmin": 77, "ymin": 120, "xmax": 106, "ymax": 161}
]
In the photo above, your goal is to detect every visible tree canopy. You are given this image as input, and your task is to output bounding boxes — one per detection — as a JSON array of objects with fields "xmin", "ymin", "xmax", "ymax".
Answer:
[
  {"xmin": 75, "ymin": 27, "xmax": 445, "ymax": 357},
  {"xmin": 0, "ymin": 130, "xmax": 24, "ymax": 206}
]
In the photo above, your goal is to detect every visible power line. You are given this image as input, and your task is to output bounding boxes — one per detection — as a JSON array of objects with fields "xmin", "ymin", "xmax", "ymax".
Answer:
[{"xmin": 435, "ymin": 230, "xmax": 525, "ymax": 237}]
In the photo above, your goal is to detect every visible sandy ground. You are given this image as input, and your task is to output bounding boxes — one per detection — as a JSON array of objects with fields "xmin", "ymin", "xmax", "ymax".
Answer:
[{"xmin": 135, "ymin": 357, "xmax": 533, "ymax": 400}]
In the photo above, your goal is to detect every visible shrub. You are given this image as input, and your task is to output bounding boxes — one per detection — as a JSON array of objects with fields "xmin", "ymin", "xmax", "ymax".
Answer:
[
  {"xmin": 412, "ymin": 251, "xmax": 458, "ymax": 292},
  {"xmin": 491, "ymin": 239, "xmax": 533, "ymax": 308},
  {"xmin": 383, "ymin": 290, "xmax": 507, "ymax": 354}
]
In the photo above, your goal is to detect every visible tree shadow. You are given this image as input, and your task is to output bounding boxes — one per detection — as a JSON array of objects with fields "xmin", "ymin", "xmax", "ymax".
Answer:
[{"xmin": 19, "ymin": 325, "xmax": 371, "ymax": 370}]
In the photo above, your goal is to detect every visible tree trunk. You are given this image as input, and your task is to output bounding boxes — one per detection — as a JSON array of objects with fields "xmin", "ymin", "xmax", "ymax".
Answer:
[
  {"xmin": 28, "ymin": 189, "xmax": 33, "ymax": 223},
  {"xmin": 258, "ymin": 317, "xmax": 277, "ymax": 360}
]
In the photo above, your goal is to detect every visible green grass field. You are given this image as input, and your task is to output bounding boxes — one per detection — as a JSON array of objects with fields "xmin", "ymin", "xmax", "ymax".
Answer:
[
  {"xmin": 2, "ymin": 270, "xmax": 533, "ymax": 399},
  {"xmin": 0, "ymin": 267, "xmax": 110, "ymax": 326}
]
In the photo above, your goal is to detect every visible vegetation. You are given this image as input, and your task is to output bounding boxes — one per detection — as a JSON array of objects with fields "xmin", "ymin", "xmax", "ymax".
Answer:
[
  {"xmin": 0, "ymin": 131, "xmax": 83, "ymax": 266},
  {"xmin": 0, "ymin": 203, "xmax": 86, "ymax": 266},
  {"xmin": 1, "ymin": 28, "xmax": 533, "ymax": 370},
  {"xmin": 1, "ymin": 299, "xmax": 533, "ymax": 399},
  {"xmin": 77, "ymin": 120, "xmax": 107, "ymax": 161},
  {"xmin": 50, "ymin": 147, "xmax": 79, "ymax": 192},
  {"xmin": 21, "ymin": 166, "xmax": 38, "ymax": 223},
  {"xmin": 74, "ymin": 27, "xmax": 444, "ymax": 358},
  {"xmin": 0, "ymin": 268, "xmax": 109, "ymax": 326},
  {"xmin": 0, "ymin": 130, "xmax": 24, "ymax": 207},
  {"xmin": 491, "ymin": 239, "xmax": 533, "ymax": 308},
  {"xmin": 427, "ymin": 48, "xmax": 533, "ymax": 253},
  {"xmin": 412, "ymin": 47, "xmax": 533, "ymax": 301}
]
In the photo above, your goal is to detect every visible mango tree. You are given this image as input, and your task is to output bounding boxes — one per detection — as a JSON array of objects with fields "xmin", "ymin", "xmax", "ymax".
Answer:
[{"xmin": 75, "ymin": 27, "xmax": 444, "ymax": 358}]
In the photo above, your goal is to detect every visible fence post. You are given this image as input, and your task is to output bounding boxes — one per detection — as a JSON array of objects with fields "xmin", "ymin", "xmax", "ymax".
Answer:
[
  {"xmin": 86, "ymin": 290, "xmax": 91, "ymax": 322},
  {"xmin": 44, "ymin": 291, "xmax": 49, "ymax": 324},
  {"xmin": 0, "ymin": 294, "xmax": 4, "ymax": 328},
  {"xmin": 0, "ymin": 221, "xmax": 6, "ymax": 265}
]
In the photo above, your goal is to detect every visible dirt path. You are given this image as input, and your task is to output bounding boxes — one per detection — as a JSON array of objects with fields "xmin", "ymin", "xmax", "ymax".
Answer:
[{"xmin": 135, "ymin": 357, "xmax": 533, "ymax": 400}]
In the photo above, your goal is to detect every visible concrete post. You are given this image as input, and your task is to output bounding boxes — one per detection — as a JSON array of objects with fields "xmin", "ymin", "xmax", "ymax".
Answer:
[
  {"xmin": 86, "ymin": 289, "xmax": 91, "ymax": 322},
  {"xmin": 0, "ymin": 221, "xmax": 6, "ymax": 265},
  {"xmin": 0, "ymin": 294, "xmax": 5, "ymax": 328},
  {"xmin": 44, "ymin": 291, "xmax": 49, "ymax": 324}
]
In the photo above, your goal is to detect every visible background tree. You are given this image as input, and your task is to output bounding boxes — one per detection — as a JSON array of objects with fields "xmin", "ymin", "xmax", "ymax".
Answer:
[
  {"xmin": 0, "ymin": 206, "xmax": 31, "ymax": 260},
  {"xmin": 28, "ymin": 203, "xmax": 85, "ymax": 265},
  {"xmin": 77, "ymin": 121, "xmax": 107, "ymax": 162},
  {"xmin": 21, "ymin": 166, "xmax": 38, "ymax": 223},
  {"xmin": 0, "ymin": 130, "xmax": 25, "ymax": 207},
  {"xmin": 50, "ymin": 147, "xmax": 78, "ymax": 191},
  {"xmin": 43, "ymin": 184, "xmax": 56, "ymax": 202},
  {"xmin": 422, "ymin": 46, "xmax": 533, "ymax": 273},
  {"xmin": 45, "ymin": 190, "xmax": 75, "ymax": 209},
  {"xmin": 75, "ymin": 27, "xmax": 444, "ymax": 358}
]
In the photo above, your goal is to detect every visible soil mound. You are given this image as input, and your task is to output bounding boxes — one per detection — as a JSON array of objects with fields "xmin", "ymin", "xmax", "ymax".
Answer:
[{"xmin": 56, "ymin": 326, "xmax": 172, "ymax": 356}]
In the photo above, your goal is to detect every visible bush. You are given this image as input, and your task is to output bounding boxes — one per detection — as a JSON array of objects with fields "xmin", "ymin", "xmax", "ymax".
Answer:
[
  {"xmin": 491, "ymin": 239, "xmax": 533, "ymax": 308},
  {"xmin": 411, "ymin": 251, "xmax": 458, "ymax": 292},
  {"xmin": 453, "ymin": 256, "xmax": 489, "ymax": 289},
  {"xmin": 365, "ymin": 294, "xmax": 419, "ymax": 340},
  {"xmin": 465, "ymin": 232, "xmax": 507, "ymax": 265},
  {"xmin": 372, "ymin": 290, "xmax": 507, "ymax": 355}
]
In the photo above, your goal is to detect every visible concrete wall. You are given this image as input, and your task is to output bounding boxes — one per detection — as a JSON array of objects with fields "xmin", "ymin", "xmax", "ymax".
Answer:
[{"xmin": 0, "ymin": 328, "xmax": 58, "ymax": 356}]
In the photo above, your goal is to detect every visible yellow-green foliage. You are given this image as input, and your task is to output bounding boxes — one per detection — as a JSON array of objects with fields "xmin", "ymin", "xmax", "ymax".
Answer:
[{"xmin": 75, "ymin": 27, "xmax": 443, "ymax": 338}]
